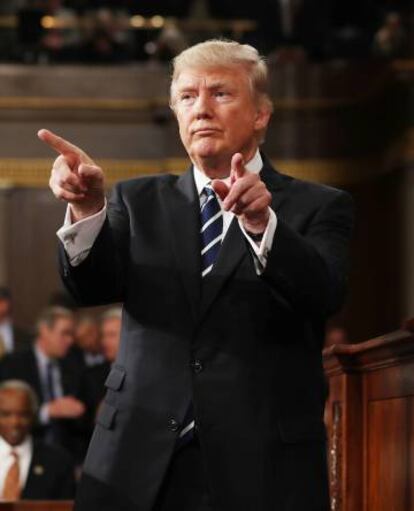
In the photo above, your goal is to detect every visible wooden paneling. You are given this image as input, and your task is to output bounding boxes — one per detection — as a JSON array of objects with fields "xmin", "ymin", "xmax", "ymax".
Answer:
[
  {"xmin": 0, "ymin": 502, "xmax": 73, "ymax": 511},
  {"xmin": 324, "ymin": 328, "xmax": 414, "ymax": 511},
  {"xmin": 366, "ymin": 398, "xmax": 409, "ymax": 511}
]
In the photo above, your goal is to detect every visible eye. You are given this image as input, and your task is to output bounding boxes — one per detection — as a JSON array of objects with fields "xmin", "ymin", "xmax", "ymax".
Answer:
[
  {"xmin": 214, "ymin": 90, "xmax": 231, "ymax": 101},
  {"xmin": 179, "ymin": 93, "xmax": 195, "ymax": 104}
]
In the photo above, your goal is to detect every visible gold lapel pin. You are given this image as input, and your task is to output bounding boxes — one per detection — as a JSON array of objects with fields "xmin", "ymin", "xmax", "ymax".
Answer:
[{"xmin": 33, "ymin": 465, "xmax": 44, "ymax": 476}]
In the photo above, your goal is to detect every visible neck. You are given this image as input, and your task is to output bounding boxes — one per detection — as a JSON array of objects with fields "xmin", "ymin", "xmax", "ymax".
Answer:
[
  {"xmin": 35, "ymin": 339, "xmax": 50, "ymax": 359},
  {"xmin": 192, "ymin": 145, "xmax": 258, "ymax": 179}
]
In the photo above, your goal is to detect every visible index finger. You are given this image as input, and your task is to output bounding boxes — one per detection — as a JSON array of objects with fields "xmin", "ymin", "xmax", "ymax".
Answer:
[{"xmin": 37, "ymin": 128, "xmax": 82, "ymax": 157}]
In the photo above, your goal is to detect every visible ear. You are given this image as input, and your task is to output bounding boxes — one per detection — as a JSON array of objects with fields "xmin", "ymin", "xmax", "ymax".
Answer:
[{"xmin": 254, "ymin": 105, "xmax": 272, "ymax": 132}]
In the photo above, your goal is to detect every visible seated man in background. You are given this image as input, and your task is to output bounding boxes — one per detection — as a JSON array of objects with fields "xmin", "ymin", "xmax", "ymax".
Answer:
[
  {"xmin": 83, "ymin": 307, "xmax": 122, "ymax": 423},
  {"xmin": 0, "ymin": 306, "xmax": 87, "ymax": 460},
  {"xmin": 71, "ymin": 314, "xmax": 104, "ymax": 369},
  {"xmin": 0, "ymin": 287, "xmax": 32, "ymax": 358},
  {"xmin": 0, "ymin": 380, "xmax": 76, "ymax": 501}
]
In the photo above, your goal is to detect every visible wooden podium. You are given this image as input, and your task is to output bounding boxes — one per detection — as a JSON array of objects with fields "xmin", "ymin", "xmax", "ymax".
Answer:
[
  {"xmin": 323, "ymin": 326, "xmax": 414, "ymax": 511},
  {"xmin": 0, "ymin": 502, "xmax": 73, "ymax": 511}
]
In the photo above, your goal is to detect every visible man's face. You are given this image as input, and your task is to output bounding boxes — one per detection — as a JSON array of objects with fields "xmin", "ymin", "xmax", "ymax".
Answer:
[
  {"xmin": 0, "ymin": 389, "xmax": 33, "ymax": 446},
  {"xmin": 0, "ymin": 298, "xmax": 11, "ymax": 324},
  {"xmin": 171, "ymin": 65, "xmax": 270, "ymax": 175},
  {"xmin": 76, "ymin": 320, "xmax": 101, "ymax": 354},
  {"xmin": 39, "ymin": 317, "xmax": 74, "ymax": 358},
  {"xmin": 101, "ymin": 318, "xmax": 121, "ymax": 363}
]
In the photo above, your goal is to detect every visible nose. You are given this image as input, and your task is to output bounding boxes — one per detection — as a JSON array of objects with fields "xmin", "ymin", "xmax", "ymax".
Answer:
[{"xmin": 193, "ymin": 91, "xmax": 213, "ymax": 119}]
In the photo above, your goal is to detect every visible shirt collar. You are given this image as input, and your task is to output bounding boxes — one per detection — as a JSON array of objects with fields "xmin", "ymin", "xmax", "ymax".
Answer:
[
  {"xmin": 34, "ymin": 344, "xmax": 51, "ymax": 371},
  {"xmin": 0, "ymin": 434, "xmax": 32, "ymax": 457},
  {"xmin": 192, "ymin": 149, "xmax": 263, "ymax": 196}
]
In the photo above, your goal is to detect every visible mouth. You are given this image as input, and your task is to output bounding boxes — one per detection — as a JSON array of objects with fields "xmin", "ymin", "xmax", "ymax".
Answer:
[{"xmin": 192, "ymin": 128, "xmax": 220, "ymax": 136}]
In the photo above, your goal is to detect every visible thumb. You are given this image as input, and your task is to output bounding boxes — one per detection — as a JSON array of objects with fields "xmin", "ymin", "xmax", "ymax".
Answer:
[{"xmin": 211, "ymin": 179, "xmax": 229, "ymax": 201}]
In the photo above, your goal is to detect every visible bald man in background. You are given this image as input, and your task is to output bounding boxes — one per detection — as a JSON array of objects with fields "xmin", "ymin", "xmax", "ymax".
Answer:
[{"xmin": 0, "ymin": 380, "xmax": 75, "ymax": 501}]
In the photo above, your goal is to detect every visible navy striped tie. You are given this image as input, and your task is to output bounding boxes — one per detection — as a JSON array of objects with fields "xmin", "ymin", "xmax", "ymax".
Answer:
[
  {"xmin": 175, "ymin": 185, "xmax": 223, "ymax": 450},
  {"xmin": 200, "ymin": 186, "xmax": 224, "ymax": 277}
]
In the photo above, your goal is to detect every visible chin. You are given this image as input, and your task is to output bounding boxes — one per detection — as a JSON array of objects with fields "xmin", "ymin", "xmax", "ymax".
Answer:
[{"xmin": 191, "ymin": 139, "xmax": 221, "ymax": 158}]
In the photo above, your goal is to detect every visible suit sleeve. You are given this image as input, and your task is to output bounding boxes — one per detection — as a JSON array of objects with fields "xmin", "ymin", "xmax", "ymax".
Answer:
[
  {"xmin": 261, "ymin": 190, "xmax": 354, "ymax": 318},
  {"xmin": 59, "ymin": 183, "xmax": 130, "ymax": 306}
]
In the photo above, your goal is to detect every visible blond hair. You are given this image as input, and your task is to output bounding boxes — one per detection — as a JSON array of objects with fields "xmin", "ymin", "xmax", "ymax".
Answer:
[{"xmin": 170, "ymin": 39, "xmax": 273, "ymax": 115}]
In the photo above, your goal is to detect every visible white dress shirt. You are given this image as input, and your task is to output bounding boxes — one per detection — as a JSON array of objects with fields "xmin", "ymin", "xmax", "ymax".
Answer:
[
  {"xmin": 0, "ymin": 435, "xmax": 33, "ymax": 499},
  {"xmin": 0, "ymin": 321, "xmax": 14, "ymax": 353},
  {"xmin": 57, "ymin": 150, "xmax": 277, "ymax": 273},
  {"xmin": 34, "ymin": 345, "xmax": 64, "ymax": 424}
]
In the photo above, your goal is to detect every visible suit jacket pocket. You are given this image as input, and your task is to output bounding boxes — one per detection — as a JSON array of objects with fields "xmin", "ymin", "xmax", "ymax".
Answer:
[
  {"xmin": 104, "ymin": 365, "xmax": 126, "ymax": 391},
  {"xmin": 96, "ymin": 401, "xmax": 118, "ymax": 430},
  {"xmin": 277, "ymin": 416, "xmax": 326, "ymax": 444}
]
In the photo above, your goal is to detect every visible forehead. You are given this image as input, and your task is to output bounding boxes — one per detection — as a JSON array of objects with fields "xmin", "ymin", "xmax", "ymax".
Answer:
[
  {"xmin": 173, "ymin": 65, "xmax": 250, "ymax": 91},
  {"xmin": 53, "ymin": 316, "xmax": 73, "ymax": 328},
  {"xmin": 0, "ymin": 389, "xmax": 30, "ymax": 410}
]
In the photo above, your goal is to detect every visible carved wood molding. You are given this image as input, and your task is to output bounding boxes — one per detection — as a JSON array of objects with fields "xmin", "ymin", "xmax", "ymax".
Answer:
[
  {"xmin": 323, "ymin": 327, "xmax": 414, "ymax": 375},
  {"xmin": 329, "ymin": 401, "xmax": 343, "ymax": 511}
]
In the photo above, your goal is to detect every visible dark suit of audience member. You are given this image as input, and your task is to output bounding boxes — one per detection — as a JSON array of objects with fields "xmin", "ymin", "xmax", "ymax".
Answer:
[{"xmin": 21, "ymin": 440, "xmax": 76, "ymax": 500}]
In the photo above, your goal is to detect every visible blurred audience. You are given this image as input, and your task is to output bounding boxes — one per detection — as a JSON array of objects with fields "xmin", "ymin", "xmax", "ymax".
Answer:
[
  {"xmin": 72, "ymin": 314, "xmax": 104, "ymax": 368},
  {"xmin": 0, "ymin": 306, "xmax": 87, "ymax": 460},
  {"xmin": 373, "ymin": 11, "xmax": 407, "ymax": 58},
  {"xmin": 0, "ymin": 380, "xmax": 75, "ymax": 501},
  {"xmin": 83, "ymin": 307, "xmax": 122, "ymax": 424},
  {"xmin": 100, "ymin": 307, "xmax": 122, "ymax": 364},
  {"xmin": 0, "ymin": 0, "xmax": 412, "ymax": 62},
  {"xmin": 0, "ymin": 287, "xmax": 32, "ymax": 359}
]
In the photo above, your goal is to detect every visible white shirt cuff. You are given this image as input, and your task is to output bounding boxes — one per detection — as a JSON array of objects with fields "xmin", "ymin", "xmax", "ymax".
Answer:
[
  {"xmin": 238, "ymin": 208, "xmax": 277, "ymax": 275},
  {"xmin": 56, "ymin": 200, "xmax": 107, "ymax": 267}
]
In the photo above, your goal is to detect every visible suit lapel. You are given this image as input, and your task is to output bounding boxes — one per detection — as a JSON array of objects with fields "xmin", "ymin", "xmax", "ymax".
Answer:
[
  {"xmin": 22, "ymin": 442, "xmax": 46, "ymax": 499},
  {"xmin": 161, "ymin": 168, "xmax": 201, "ymax": 321}
]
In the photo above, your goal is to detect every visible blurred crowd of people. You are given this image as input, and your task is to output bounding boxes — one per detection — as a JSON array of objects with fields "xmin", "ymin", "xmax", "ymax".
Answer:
[
  {"xmin": 0, "ymin": 285, "xmax": 122, "ymax": 501},
  {"xmin": 0, "ymin": 0, "xmax": 411, "ymax": 64}
]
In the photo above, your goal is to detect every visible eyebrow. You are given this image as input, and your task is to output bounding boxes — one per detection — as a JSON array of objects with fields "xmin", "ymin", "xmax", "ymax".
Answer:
[{"xmin": 176, "ymin": 82, "xmax": 233, "ymax": 94}]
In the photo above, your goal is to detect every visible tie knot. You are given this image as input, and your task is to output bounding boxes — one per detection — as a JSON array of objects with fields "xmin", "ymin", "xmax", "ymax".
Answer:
[
  {"xmin": 203, "ymin": 185, "xmax": 216, "ymax": 198},
  {"xmin": 10, "ymin": 450, "xmax": 18, "ymax": 460}
]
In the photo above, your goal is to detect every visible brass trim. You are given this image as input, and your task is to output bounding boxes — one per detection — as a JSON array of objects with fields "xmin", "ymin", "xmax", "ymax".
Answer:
[{"xmin": 0, "ymin": 150, "xmax": 400, "ymax": 188}]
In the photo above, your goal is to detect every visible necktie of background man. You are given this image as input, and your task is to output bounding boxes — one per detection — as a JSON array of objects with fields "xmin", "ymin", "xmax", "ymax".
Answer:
[{"xmin": 2, "ymin": 450, "xmax": 21, "ymax": 500}]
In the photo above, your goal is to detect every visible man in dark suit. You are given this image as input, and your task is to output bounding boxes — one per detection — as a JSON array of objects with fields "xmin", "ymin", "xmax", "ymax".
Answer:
[
  {"xmin": 38, "ymin": 39, "xmax": 353, "ymax": 511},
  {"xmin": 0, "ymin": 287, "xmax": 32, "ymax": 357},
  {"xmin": 0, "ymin": 306, "xmax": 87, "ymax": 459},
  {"xmin": 0, "ymin": 380, "xmax": 76, "ymax": 501},
  {"xmin": 82, "ymin": 307, "xmax": 122, "ymax": 435}
]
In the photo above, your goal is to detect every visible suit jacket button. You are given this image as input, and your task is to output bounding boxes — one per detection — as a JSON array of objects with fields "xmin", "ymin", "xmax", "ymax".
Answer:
[
  {"xmin": 191, "ymin": 359, "xmax": 203, "ymax": 374},
  {"xmin": 168, "ymin": 418, "xmax": 179, "ymax": 432}
]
